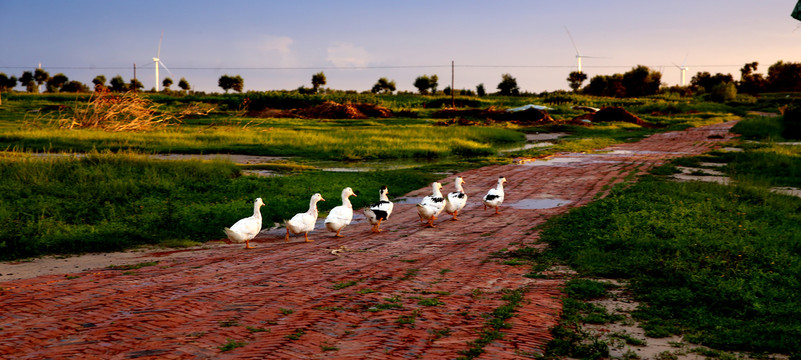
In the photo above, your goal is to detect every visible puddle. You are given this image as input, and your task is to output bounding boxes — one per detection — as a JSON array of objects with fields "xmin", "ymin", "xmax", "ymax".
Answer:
[
  {"xmin": 498, "ymin": 132, "xmax": 565, "ymax": 153},
  {"xmin": 507, "ymin": 198, "xmax": 571, "ymax": 209},
  {"xmin": 499, "ymin": 142, "xmax": 554, "ymax": 153},
  {"xmin": 771, "ymin": 187, "xmax": 801, "ymax": 198},
  {"xmin": 525, "ymin": 132, "xmax": 568, "ymax": 141},
  {"xmin": 521, "ymin": 157, "xmax": 586, "ymax": 166},
  {"xmin": 392, "ymin": 197, "xmax": 424, "ymax": 204}
]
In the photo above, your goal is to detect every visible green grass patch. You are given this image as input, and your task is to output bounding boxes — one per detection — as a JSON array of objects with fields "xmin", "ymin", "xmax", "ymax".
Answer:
[
  {"xmin": 0, "ymin": 151, "xmax": 438, "ymax": 260},
  {"xmin": 332, "ymin": 280, "xmax": 358, "ymax": 290},
  {"xmin": 107, "ymin": 261, "xmax": 159, "ymax": 270},
  {"xmin": 457, "ymin": 288, "xmax": 527, "ymax": 360},
  {"xmin": 218, "ymin": 339, "xmax": 246, "ymax": 352},
  {"xmin": 285, "ymin": 328, "xmax": 305, "ymax": 340},
  {"xmin": 536, "ymin": 175, "xmax": 801, "ymax": 353}
]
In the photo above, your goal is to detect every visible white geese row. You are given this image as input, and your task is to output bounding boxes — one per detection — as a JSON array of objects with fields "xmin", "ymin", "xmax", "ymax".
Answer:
[{"xmin": 223, "ymin": 176, "xmax": 507, "ymax": 248}]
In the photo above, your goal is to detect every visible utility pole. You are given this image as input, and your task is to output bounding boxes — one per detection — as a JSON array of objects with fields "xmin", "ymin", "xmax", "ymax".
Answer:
[
  {"xmin": 133, "ymin": 63, "xmax": 137, "ymax": 93},
  {"xmin": 451, "ymin": 60, "xmax": 455, "ymax": 108}
]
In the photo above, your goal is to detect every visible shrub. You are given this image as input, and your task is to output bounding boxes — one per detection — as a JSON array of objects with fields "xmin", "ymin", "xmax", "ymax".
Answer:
[
  {"xmin": 709, "ymin": 82, "xmax": 737, "ymax": 103},
  {"xmin": 781, "ymin": 104, "xmax": 801, "ymax": 139}
]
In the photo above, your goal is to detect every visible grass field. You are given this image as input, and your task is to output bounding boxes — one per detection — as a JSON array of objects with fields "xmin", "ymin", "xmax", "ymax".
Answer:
[{"xmin": 506, "ymin": 113, "xmax": 801, "ymax": 356}]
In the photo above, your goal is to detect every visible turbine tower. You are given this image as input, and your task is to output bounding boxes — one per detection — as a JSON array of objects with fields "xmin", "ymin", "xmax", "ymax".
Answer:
[
  {"xmin": 152, "ymin": 32, "xmax": 172, "ymax": 91},
  {"xmin": 565, "ymin": 27, "xmax": 600, "ymax": 73},
  {"xmin": 672, "ymin": 55, "xmax": 689, "ymax": 86}
]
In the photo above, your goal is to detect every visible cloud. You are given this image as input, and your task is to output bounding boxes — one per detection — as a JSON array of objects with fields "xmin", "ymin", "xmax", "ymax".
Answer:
[
  {"xmin": 257, "ymin": 35, "xmax": 294, "ymax": 55},
  {"xmin": 233, "ymin": 35, "xmax": 297, "ymax": 67},
  {"xmin": 326, "ymin": 42, "xmax": 371, "ymax": 68}
]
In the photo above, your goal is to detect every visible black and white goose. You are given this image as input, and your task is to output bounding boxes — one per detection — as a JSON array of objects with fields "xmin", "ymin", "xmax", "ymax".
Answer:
[
  {"xmin": 416, "ymin": 181, "xmax": 445, "ymax": 227},
  {"xmin": 482, "ymin": 176, "xmax": 507, "ymax": 214},
  {"xmin": 444, "ymin": 176, "xmax": 467, "ymax": 220},
  {"xmin": 364, "ymin": 185, "xmax": 394, "ymax": 233}
]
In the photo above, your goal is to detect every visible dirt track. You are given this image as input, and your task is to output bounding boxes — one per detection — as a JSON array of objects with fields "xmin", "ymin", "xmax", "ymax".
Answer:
[{"xmin": 0, "ymin": 122, "xmax": 736, "ymax": 359}]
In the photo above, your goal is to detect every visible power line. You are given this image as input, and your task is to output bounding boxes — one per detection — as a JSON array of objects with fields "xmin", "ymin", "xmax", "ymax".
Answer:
[{"xmin": 0, "ymin": 64, "xmax": 744, "ymax": 71}]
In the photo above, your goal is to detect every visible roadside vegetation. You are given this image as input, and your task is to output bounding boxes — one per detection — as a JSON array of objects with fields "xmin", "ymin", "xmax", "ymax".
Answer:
[{"xmin": 506, "ymin": 111, "xmax": 801, "ymax": 357}]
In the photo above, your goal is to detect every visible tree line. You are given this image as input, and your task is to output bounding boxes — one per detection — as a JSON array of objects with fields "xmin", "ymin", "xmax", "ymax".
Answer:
[
  {"xmin": 0, "ymin": 69, "xmax": 191, "ymax": 94},
  {"xmin": 2, "ymin": 60, "xmax": 800, "ymax": 98},
  {"xmin": 564, "ymin": 60, "xmax": 801, "ymax": 101}
]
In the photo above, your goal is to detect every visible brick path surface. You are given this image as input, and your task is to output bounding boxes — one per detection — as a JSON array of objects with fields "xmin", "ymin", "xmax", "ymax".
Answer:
[{"xmin": 0, "ymin": 122, "xmax": 737, "ymax": 359}]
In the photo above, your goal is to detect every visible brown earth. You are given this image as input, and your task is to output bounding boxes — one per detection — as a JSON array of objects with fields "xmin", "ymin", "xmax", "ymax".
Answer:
[{"xmin": 0, "ymin": 121, "xmax": 737, "ymax": 359}]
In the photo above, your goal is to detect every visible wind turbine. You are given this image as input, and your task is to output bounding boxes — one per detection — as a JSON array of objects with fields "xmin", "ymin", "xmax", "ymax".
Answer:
[
  {"xmin": 672, "ymin": 55, "xmax": 689, "ymax": 86},
  {"xmin": 152, "ymin": 32, "xmax": 173, "ymax": 91},
  {"xmin": 565, "ymin": 27, "xmax": 601, "ymax": 73}
]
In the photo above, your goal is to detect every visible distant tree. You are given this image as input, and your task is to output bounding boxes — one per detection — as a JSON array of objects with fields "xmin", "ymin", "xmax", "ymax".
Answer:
[
  {"xmin": 429, "ymin": 74, "xmax": 439, "ymax": 93},
  {"xmin": 460, "ymin": 88, "xmax": 475, "ymax": 96},
  {"xmin": 46, "ymin": 73, "xmax": 69, "ymax": 92},
  {"xmin": 311, "ymin": 72, "xmax": 326, "ymax": 93},
  {"xmin": 621, "ymin": 65, "xmax": 661, "ymax": 97},
  {"xmin": 19, "ymin": 71, "xmax": 36, "ymax": 93},
  {"xmin": 231, "ymin": 75, "xmax": 244, "ymax": 93},
  {"xmin": 162, "ymin": 77, "xmax": 173, "ymax": 91},
  {"xmin": 0, "ymin": 73, "xmax": 17, "ymax": 92},
  {"xmin": 218, "ymin": 75, "xmax": 234, "ymax": 93},
  {"xmin": 130, "ymin": 78, "xmax": 143, "ymax": 91},
  {"xmin": 60, "ymin": 80, "xmax": 89, "ymax": 93},
  {"xmin": 691, "ymin": 72, "xmax": 733, "ymax": 93},
  {"xmin": 443, "ymin": 86, "xmax": 452, "ymax": 96},
  {"xmin": 476, "ymin": 83, "xmax": 486, "ymax": 97},
  {"xmin": 92, "ymin": 75, "xmax": 106, "ymax": 91},
  {"xmin": 586, "ymin": 74, "xmax": 625, "ymax": 97},
  {"xmin": 413, "ymin": 75, "xmax": 432, "ymax": 95},
  {"xmin": 178, "ymin": 77, "xmax": 190, "ymax": 93},
  {"xmin": 767, "ymin": 61, "xmax": 801, "ymax": 92},
  {"xmin": 413, "ymin": 74, "xmax": 439, "ymax": 95},
  {"xmin": 738, "ymin": 62, "xmax": 766, "ymax": 95},
  {"xmin": 109, "ymin": 75, "xmax": 128, "ymax": 92},
  {"xmin": 496, "ymin": 73, "xmax": 519, "ymax": 96},
  {"xmin": 219, "ymin": 74, "xmax": 243, "ymax": 93},
  {"xmin": 33, "ymin": 68, "xmax": 50, "ymax": 93},
  {"xmin": 567, "ymin": 71, "xmax": 588, "ymax": 92},
  {"xmin": 371, "ymin": 77, "xmax": 396, "ymax": 94}
]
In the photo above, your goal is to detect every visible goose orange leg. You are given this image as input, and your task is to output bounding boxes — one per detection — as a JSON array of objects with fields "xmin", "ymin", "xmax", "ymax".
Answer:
[
  {"xmin": 334, "ymin": 229, "xmax": 344, "ymax": 238},
  {"xmin": 304, "ymin": 232, "xmax": 313, "ymax": 242},
  {"xmin": 373, "ymin": 219, "xmax": 383, "ymax": 233},
  {"xmin": 245, "ymin": 240, "xmax": 255, "ymax": 249},
  {"xmin": 451, "ymin": 210, "xmax": 460, "ymax": 221},
  {"xmin": 285, "ymin": 228, "xmax": 290, "ymax": 242}
]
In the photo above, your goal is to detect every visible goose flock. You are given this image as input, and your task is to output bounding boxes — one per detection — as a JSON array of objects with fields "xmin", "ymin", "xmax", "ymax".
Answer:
[{"xmin": 223, "ymin": 176, "xmax": 507, "ymax": 248}]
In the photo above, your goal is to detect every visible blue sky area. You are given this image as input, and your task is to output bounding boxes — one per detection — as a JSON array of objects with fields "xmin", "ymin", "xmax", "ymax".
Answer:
[{"xmin": 1, "ymin": 1, "xmax": 799, "ymax": 93}]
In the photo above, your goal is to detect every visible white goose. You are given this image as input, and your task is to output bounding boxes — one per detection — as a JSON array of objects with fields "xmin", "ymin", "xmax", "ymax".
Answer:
[
  {"xmin": 325, "ymin": 187, "xmax": 357, "ymax": 238},
  {"xmin": 223, "ymin": 197, "xmax": 265, "ymax": 249},
  {"xmin": 444, "ymin": 176, "xmax": 467, "ymax": 220},
  {"xmin": 285, "ymin": 193, "xmax": 325, "ymax": 242},
  {"xmin": 416, "ymin": 181, "xmax": 445, "ymax": 227},
  {"xmin": 364, "ymin": 185, "xmax": 393, "ymax": 233},
  {"xmin": 483, "ymin": 176, "xmax": 507, "ymax": 214}
]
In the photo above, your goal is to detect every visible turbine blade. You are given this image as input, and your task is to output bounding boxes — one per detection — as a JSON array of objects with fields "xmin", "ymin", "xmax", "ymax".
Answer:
[
  {"xmin": 157, "ymin": 31, "xmax": 163, "ymax": 58},
  {"xmin": 564, "ymin": 26, "xmax": 580, "ymax": 56},
  {"xmin": 681, "ymin": 53, "xmax": 688, "ymax": 67},
  {"xmin": 159, "ymin": 60, "xmax": 173, "ymax": 77},
  {"xmin": 672, "ymin": 62, "xmax": 681, "ymax": 69}
]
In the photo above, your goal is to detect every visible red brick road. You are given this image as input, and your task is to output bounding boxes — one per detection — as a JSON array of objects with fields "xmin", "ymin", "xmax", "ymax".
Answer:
[{"xmin": 0, "ymin": 122, "xmax": 736, "ymax": 359}]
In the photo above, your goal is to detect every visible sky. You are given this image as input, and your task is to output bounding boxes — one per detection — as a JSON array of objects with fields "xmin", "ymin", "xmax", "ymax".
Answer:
[{"xmin": 1, "ymin": 1, "xmax": 800, "ymax": 94}]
